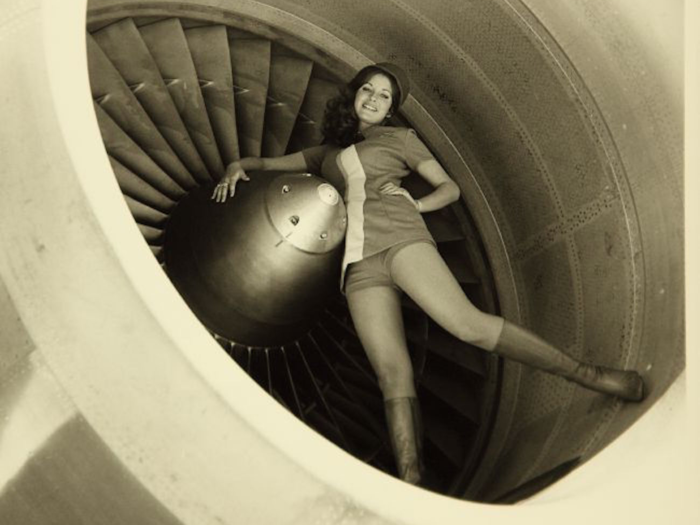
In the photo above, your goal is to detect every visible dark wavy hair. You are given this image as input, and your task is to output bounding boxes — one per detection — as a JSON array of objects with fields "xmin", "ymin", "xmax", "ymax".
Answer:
[{"xmin": 321, "ymin": 66, "xmax": 401, "ymax": 147}]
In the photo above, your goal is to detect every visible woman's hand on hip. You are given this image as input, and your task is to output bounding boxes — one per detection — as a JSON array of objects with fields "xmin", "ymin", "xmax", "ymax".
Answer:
[
  {"xmin": 379, "ymin": 182, "xmax": 420, "ymax": 210},
  {"xmin": 211, "ymin": 162, "xmax": 250, "ymax": 203}
]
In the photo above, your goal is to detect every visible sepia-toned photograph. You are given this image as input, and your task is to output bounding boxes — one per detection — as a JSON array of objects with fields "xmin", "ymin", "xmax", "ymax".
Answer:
[{"xmin": 0, "ymin": 0, "xmax": 694, "ymax": 523}]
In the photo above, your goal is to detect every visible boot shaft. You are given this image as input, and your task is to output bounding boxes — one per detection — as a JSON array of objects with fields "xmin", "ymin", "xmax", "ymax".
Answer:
[
  {"xmin": 494, "ymin": 321, "xmax": 644, "ymax": 401},
  {"xmin": 384, "ymin": 396, "xmax": 424, "ymax": 484}
]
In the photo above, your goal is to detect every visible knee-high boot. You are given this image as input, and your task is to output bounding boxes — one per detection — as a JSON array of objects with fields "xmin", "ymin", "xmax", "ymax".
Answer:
[
  {"xmin": 384, "ymin": 397, "xmax": 424, "ymax": 485},
  {"xmin": 494, "ymin": 321, "xmax": 645, "ymax": 401}
]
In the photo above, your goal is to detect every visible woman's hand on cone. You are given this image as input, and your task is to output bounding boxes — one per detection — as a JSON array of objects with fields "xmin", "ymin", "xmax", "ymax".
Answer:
[{"xmin": 211, "ymin": 163, "xmax": 250, "ymax": 203}]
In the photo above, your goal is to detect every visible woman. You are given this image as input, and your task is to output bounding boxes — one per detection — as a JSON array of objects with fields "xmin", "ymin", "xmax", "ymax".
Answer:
[{"xmin": 211, "ymin": 63, "xmax": 645, "ymax": 485}]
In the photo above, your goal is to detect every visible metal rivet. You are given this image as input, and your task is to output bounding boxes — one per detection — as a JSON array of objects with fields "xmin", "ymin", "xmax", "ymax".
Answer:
[
  {"xmin": 289, "ymin": 215, "xmax": 300, "ymax": 226},
  {"xmin": 282, "ymin": 185, "xmax": 290, "ymax": 193},
  {"xmin": 320, "ymin": 232, "xmax": 328, "ymax": 239}
]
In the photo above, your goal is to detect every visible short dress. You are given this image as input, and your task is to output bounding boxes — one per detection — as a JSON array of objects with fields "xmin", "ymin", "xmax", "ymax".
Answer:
[{"xmin": 302, "ymin": 126, "xmax": 437, "ymax": 288}]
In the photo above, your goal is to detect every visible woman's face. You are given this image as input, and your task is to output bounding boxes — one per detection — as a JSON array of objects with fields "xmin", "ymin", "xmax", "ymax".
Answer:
[{"xmin": 354, "ymin": 73, "xmax": 394, "ymax": 130}]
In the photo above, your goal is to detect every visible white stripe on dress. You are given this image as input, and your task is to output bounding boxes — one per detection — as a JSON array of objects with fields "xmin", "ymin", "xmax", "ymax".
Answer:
[{"xmin": 337, "ymin": 145, "xmax": 367, "ymax": 289}]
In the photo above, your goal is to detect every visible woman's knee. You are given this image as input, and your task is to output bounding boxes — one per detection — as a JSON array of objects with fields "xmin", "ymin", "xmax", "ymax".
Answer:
[{"xmin": 451, "ymin": 312, "xmax": 505, "ymax": 351}]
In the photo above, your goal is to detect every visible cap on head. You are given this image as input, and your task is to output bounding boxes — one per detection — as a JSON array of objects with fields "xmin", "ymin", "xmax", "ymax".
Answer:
[{"xmin": 358, "ymin": 62, "xmax": 410, "ymax": 108}]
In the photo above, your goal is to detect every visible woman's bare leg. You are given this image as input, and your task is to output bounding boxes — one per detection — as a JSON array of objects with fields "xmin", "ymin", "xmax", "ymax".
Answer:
[
  {"xmin": 346, "ymin": 285, "xmax": 416, "ymax": 400},
  {"xmin": 389, "ymin": 242, "xmax": 504, "ymax": 351}
]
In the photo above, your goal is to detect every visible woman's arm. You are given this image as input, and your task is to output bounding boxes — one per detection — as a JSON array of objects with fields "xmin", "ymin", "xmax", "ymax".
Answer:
[
  {"xmin": 240, "ymin": 152, "xmax": 309, "ymax": 172},
  {"xmin": 380, "ymin": 159, "xmax": 460, "ymax": 213},
  {"xmin": 412, "ymin": 159, "xmax": 461, "ymax": 212},
  {"xmin": 212, "ymin": 151, "xmax": 308, "ymax": 203}
]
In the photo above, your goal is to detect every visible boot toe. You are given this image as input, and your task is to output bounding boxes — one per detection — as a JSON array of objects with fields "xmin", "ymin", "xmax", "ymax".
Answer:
[
  {"xmin": 626, "ymin": 372, "xmax": 645, "ymax": 402},
  {"xmin": 612, "ymin": 369, "xmax": 645, "ymax": 402}
]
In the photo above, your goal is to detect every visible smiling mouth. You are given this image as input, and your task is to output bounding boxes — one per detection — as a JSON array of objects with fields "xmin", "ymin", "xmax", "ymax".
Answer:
[{"xmin": 362, "ymin": 103, "xmax": 378, "ymax": 112}]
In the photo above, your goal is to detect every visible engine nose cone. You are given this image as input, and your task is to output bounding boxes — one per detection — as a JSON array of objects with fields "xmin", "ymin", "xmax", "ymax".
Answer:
[
  {"xmin": 267, "ymin": 174, "xmax": 347, "ymax": 253},
  {"xmin": 164, "ymin": 172, "xmax": 347, "ymax": 346}
]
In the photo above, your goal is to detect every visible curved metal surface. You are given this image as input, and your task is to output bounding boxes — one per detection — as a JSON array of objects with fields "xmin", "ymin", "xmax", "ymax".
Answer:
[{"xmin": 0, "ymin": 0, "xmax": 687, "ymax": 523}]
